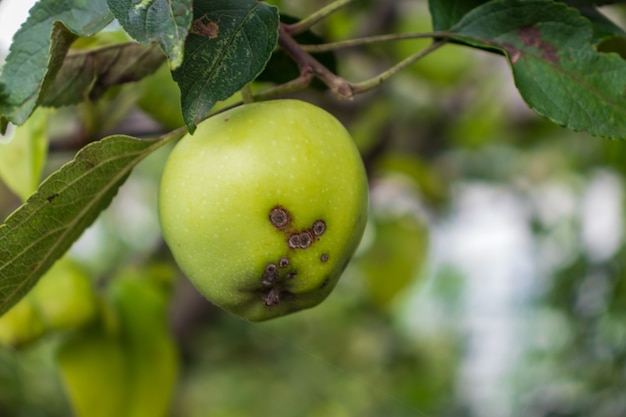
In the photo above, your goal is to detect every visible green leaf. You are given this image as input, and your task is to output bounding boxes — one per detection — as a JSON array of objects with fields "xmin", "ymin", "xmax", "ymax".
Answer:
[
  {"xmin": 106, "ymin": 0, "xmax": 192, "ymax": 69},
  {"xmin": 56, "ymin": 324, "xmax": 130, "ymax": 417},
  {"xmin": 358, "ymin": 216, "xmax": 428, "ymax": 310},
  {"xmin": 172, "ymin": 0, "xmax": 279, "ymax": 132},
  {"xmin": 0, "ymin": 109, "xmax": 48, "ymax": 201},
  {"xmin": 41, "ymin": 42, "xmax": 166, "ymax": 107},
  {"xmin": 57, "ymin": 268, "xmax": 178, "ymax": 417},
  {"xmin": 109, "ymin": 272, "xmax": 178, "ymax": 417},
  {"xmin": 563, "ymin": 3, "xmax": 626, "ymax": 44},
  {"xmin": 0, "ymin": 0, "xmax": 113, "ymax": 125},
  {"xmin": 0, "ymin": 130, "xmax": 185, "ymax": 316},
  {"xmin": 428, "ymin": 0, "xmax": 488, "ymax": 31},
  {"xmin": 450, "ymin": 0, "xmax": 626, "ymax": 139}
]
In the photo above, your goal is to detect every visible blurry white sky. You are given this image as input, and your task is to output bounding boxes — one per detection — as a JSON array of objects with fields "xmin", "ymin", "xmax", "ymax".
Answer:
[{"xmin": 0, "ymin": 0, "xmax": 36, "ymax": 52}]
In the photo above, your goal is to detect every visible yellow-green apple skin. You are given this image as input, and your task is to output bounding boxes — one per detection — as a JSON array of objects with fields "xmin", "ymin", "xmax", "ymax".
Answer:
[{"xmin": 158, "ymin": 99, "xmax": 368, "ymax": 321}]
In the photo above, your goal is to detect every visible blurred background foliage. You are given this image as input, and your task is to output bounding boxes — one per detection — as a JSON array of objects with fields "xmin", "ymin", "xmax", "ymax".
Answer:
[{"xmin": 1, "ymin": 0, "xmax": 626, "ymax": 416}]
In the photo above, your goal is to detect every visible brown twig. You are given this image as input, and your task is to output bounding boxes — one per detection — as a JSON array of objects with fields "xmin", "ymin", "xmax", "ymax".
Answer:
[{"xmin": 278, "ymin": 23, "xmax": 354, "ymax": 100}]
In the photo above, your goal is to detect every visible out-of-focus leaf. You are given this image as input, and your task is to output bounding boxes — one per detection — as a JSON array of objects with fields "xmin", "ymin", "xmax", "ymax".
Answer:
[
  {"xmin": 172, "ymin": 0, "xmax": 279, "ymax": 131},
  {"xmin": 106, "ymin": 0, "xmax": 192, "ymax": 69},
  {"xmin": 449, "ymin": 0, "xmax": 626, "ymax": 139},
  {"xmin": 41, "ymin": 42, "xmax": 166, "ymax": 107},
  {"xmin": 358, "ymin": 215, "xmax": 429, "ymax": 310},
  {"xmin": 0, "ymin": 130, "xmax": 185, "ymax": 316},
  {"xmin": 137, "ymin": 64, "xmax": 185, "ymax": 130},
  {"xmin": 0, "ymin": 109, "xmax": 48, "ymax": 201},
  {"xmin": 57, "ymin": 267, "xmax": 178, "ymax": 417},
  {"xmin": 0, "ymin": 0, "xmax": 113, "ymax": 125},
  {"xmin": 56, "ymin": 325, "xmax": 129, "ymax": 417},
  {"xmin": 565, "ymin": 4, "xmax": 626, "ymax": 44},
  {"xmin": 110, "ymin": 272, "xmax": 178, "ymax": 417}
]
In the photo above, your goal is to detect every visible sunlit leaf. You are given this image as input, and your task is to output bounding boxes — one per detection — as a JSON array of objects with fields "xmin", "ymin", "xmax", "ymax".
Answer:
[
  {"xmin": 0, "ymin": 109, "xmax": 48, "ymax": 201},
  {"xmin": 0, "ymin": 0, "xmax": 113, "ymax": 125},
  {"xmin": 107, "ymin": 0, "xmax": 192, "ymax": 69}
]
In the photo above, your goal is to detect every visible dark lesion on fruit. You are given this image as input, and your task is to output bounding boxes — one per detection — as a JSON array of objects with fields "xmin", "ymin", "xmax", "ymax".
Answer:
[
  {"xmin": 262, "ymin": 263, "xmax": 279, "ymax": 286},
  {"xmin": 260, "ymin": 258, "xmax": 297, "ymax": 307},
  {"xmin": 269, "ymin": 206, "xmax": 291, "ymax": 229},
  {"xmin": 262, "ymin": 206, "xmax": 331, "ymax": 307},
  {"xmin": 264, "ymin": 288, "xmax": 282, "ymax": 306},
  {"xmin": 312, "ymin": 220, "xmax": 326, "ymax": 237}
]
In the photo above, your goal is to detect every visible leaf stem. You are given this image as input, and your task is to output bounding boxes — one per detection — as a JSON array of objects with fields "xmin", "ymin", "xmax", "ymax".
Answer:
[
  {"xmin": 350, "ymin": 40, "xmax": 447, "ymax": 94},
  {"xmin": 300, "ymin": 31, "xmax": 454, "ymax": 52},
  {"xmin": 241, "ymin": 84, "xmax": 254, "ymax": 103},
  {"xmin": 285, "ymin": 0, "xmax": 353, "ymax": 35}
]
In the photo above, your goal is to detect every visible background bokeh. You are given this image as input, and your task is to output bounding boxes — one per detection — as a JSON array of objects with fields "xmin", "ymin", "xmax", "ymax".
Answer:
[{"xmin": 1, "ymin": 1, "xmax": 626, "ymax": 416}]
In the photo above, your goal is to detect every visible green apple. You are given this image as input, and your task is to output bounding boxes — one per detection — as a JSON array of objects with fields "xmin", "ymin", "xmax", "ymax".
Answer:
[
  {"xmin": 0, "ymin": 258, "xmax": 97, "ymax": 348},
  {"xmin": 159, "ymin": 99, "xmax": 368, "ymax": 321}
]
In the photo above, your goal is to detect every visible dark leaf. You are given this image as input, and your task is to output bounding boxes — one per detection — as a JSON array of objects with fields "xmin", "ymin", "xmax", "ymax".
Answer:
[
  {"xmin": 41, "ymin": 42, "xmax": 167, "ymax": 107},
  {"xmin": 172, "ymin": 0, "xmax": 279, "ymax": 132}
]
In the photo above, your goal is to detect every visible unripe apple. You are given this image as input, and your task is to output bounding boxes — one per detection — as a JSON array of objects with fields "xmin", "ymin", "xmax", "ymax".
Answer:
[{"xmin": 159, "ymin": 99, "xmax": 368, "ymax": 321}]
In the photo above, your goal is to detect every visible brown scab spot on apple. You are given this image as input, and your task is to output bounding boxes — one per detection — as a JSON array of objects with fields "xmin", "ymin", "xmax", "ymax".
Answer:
[
  {"xmin": 262, "ymin": 263, "xmax": 279, "ymax": 286},
  {"xmin": 320, "ymin": 253, "xmax": 329, "ymax": 263},
  {"xmin": 288, "ymin": 233, "xmax": 301, "ymax": 249},
  {"xmin": 264, "ymin": 288, "xmax": 281, "ymax": 306},
  {"xmin": 298, "ymin": 231, "xmax": 313, "ymax": 248},
  {"xmin": 269, "ymin": 206, "xmax": 291, "ymax": 229},
  {"xmin": 312, "ymin": 220, "xmax": 326, "ymax": 236},
  {"xmin": 279, "ymin": 257, "xmax": 290, "ymax": 268}
]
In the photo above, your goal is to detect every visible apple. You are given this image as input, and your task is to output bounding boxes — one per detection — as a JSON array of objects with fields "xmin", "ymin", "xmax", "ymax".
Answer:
[{"xmin": 158, "ymin": 99, "xmax": 368, "ymax": 321}]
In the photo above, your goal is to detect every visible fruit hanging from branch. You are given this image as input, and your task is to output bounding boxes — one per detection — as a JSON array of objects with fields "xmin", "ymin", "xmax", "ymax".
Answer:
[{"xmin": 158, "ymin": 99, "xmax": 369, "ymax": 321}]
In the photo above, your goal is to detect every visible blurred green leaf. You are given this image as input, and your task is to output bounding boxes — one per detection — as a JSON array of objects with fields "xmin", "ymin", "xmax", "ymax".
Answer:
[
  {"xmin": 0, "ymin": 0, "xmax": 113, "ymax": 125},
  {"xmin": 56, "ymin": 324, "xmax": 129, "ymax": 417},
  {"xmin": 41, "ymin": 42, "xmax": 166, "ymax": 108},
  {"xmin": 107, "ymin": 0, "xmax": 192, "ymax": 69},
  {"xmin": 172, "ymin": 0, "xmax": 279, "ymax": 131},
  {"xmin": 109, "ymin": 272, "xmax": 178, "ymax": 417},
  {"xmin": 450, "ymin": 0, "xmax": 626, "ymax": 139},
  {"xmin": 358, "ymin": 215, "xmax": 428, "ymax": 309},
  {"xmin": 57, "ymin": 268, "xmax": 178, "ymax": 417},
  {"xmin": 0, "ymin": 109, "xmax": 48, "ymax": 201},
  {"xmin": 0, "ymin": 130, "xmax": 184, "ymax": 317},
  {"xmin": 137, "ymin": 64, "xmax": 185, "ymax": 130}
]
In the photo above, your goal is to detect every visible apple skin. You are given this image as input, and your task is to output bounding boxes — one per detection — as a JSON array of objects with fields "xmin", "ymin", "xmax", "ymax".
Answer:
[{"xmin": 159, "ymin": 99, "xmax": 368, "ymax": 321}]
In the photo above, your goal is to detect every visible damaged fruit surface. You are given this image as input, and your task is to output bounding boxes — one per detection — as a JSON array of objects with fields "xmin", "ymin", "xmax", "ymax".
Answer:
[{"xmin": 158, "ymin": 99, "xmax": 368, "ymax": 321}]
